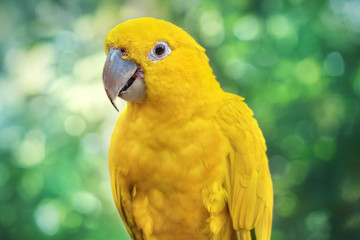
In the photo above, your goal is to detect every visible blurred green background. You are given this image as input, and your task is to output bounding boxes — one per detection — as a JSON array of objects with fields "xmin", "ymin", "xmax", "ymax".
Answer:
[{"xmin": 1, "ymin": 0, "xmax": 359, "ymax": 239}]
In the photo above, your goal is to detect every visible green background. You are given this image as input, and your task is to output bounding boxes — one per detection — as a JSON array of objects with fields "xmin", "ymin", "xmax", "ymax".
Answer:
[{"xmin": 1, "ymin": 0, "xmax": 359, "ymax": 239}]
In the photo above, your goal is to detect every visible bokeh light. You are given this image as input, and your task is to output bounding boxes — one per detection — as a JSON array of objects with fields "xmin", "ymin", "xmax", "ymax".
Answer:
[{"xmin": 0, "ymin": 0, "xmax": 359, "ymax": 239}]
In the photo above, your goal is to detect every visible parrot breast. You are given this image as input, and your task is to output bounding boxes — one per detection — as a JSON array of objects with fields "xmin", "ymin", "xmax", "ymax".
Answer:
[{"xmin": 109, "ymin": 107, "xmax": 231, "ymax": 240}]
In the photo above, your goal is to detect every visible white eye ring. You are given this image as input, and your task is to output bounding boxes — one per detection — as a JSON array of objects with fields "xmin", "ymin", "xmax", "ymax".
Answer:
[{"xmin": 147, "ymin": 41, "xmax": 171, "ymax": 62}]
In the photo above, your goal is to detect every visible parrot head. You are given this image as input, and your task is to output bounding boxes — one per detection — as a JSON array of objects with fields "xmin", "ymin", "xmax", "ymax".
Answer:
[{"xmin": 102, "ymin": 17, "xmax": 218, "ymax": 111}]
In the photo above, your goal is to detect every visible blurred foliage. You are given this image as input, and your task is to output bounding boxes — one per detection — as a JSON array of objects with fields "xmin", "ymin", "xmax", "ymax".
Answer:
[{"xmin": 0, "ymin": 0, "xmax": 359, "ymax": 239}]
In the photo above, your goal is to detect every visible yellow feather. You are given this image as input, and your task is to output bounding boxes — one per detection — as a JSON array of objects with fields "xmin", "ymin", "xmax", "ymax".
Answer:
[
  {"xmin": 240, "ymin": 230, "xmax": 251, "ymax": 240},
  {"xmin": 105, "ymin": 17, "xmax": 273, "ymax": 240}
]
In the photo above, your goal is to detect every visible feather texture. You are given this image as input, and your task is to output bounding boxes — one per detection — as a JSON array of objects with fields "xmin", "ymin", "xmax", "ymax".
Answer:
[
  {"xmin": 105, "ymin": 18, "xmax": 273, "ymax": 240},
  {"xmin": 216, "ymin": 96, "xmax": 273, "ymax": 240}
]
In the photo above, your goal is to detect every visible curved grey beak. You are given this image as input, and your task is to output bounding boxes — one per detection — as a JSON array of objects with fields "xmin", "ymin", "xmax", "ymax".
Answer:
[{"xmin": 102, "ymin": 46, "xmax": 146, "ymax": 111}]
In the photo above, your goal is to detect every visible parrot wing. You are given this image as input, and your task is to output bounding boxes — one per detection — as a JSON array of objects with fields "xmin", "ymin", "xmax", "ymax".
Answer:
[
  {"xmin": 109, "ymin": 111, "xmax": 139, "ymax": 240},
  {"xmin": 217, "ymin": 94, "xmax": 273, "ymax": 240},
  {"xmin": 110, "ymin": 164, "xmax": 137, "ymax": 240}
]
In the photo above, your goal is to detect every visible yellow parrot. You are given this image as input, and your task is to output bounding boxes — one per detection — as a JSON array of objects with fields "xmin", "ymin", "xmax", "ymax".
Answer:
[{"xmin": 102, "ymin": 17, "xmax": 273, "ymax": 240}]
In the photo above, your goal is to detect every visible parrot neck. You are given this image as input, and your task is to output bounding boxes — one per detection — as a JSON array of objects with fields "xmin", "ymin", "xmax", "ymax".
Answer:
[{"xmin": 127, "ymin": 78, "xmax": 222, "ymax": 123}]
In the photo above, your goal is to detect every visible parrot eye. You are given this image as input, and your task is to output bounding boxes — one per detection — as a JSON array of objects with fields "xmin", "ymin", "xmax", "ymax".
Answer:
[{"xmin": 148, "ymin": 41, "xmax": 171, "ymax": 62}]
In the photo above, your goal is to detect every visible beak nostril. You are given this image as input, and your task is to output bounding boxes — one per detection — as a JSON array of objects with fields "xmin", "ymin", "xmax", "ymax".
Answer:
[{"xmin": 119, "ymin": 48, "xmax": 127, "ymax": 56}]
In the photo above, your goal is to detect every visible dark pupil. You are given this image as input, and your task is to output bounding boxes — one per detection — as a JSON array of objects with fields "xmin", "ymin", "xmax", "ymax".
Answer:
[{"xmin": 155, "ymin": 45, "xmax": 165, "ymax": 56}]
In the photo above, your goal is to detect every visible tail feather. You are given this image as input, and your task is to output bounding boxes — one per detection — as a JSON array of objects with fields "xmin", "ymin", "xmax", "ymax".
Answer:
[
  {"xmin": 236, "ymin": 230, "xmax": 251, "ymax": 240},
  {"xmin": 255, "ymin": 206, "xmax": 272, "ymax": 240}
]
